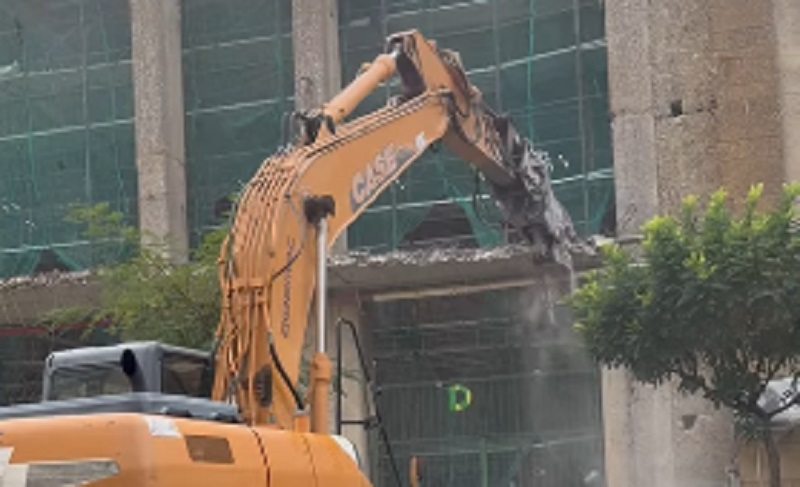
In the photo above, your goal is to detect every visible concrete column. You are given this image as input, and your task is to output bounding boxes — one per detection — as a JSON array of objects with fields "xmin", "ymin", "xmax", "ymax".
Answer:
[
  {"xmin": 328, "ymin": 292, "xmax": 371, "ymax": 477},
  {"xmin": 130, "ymin": 0, "xmax": 188, "ymax": 263},
  {"xmin": 603, "ymin": 0, "xmax": 794, "ymax": 484},
  {"xmin": 292, "ymin": 0, "xmax": 348, "ymax": 254},
  {"xmin": 605, "ymin": 0, "xmax": 658, "ymax": 236},
  {"xmin": 302, "ymin": 291, "xmax": 371, "ymax": 475},
  {"xmin": 774, "ymin": 0, "xmax": 800, "ymax": 182},
  {"xmin": 292, "ymin": 0, "xmax": 341, "ymax": 111}
]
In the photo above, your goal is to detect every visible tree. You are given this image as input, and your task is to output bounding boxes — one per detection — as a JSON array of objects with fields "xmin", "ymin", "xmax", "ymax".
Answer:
[
  {"xmin": 45, "ymin": 203, "xmax": 350, "ymax": 395},
  {"xmin": 44, "ymin": 203, "xmax": 228, "ymax": 350},
  {"xmin": 571, "ymin": 183, "xmax": 800, "ymax": 487}
]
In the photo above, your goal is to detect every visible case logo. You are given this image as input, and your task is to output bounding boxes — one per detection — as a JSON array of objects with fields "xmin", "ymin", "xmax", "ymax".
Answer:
[{"xmin": 349, "ymin": 133, "xmax": 427, "ymax": 212}]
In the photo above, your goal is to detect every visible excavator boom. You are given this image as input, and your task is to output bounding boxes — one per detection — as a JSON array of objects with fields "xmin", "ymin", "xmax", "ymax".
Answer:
[{"xmin": 212, "ymin": 30, "xmax": 578, "ymax": 430}]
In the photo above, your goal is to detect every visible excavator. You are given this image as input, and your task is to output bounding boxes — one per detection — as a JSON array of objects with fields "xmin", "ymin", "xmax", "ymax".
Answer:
[{"xmin": 0, "ymin": 30, "xmax": 577, "ymax": 486}]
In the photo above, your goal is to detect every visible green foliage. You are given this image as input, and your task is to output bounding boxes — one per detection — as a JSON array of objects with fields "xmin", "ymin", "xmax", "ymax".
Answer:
[
  {"xmin": 572, "ymin": 183, "xmax": 800, "ymax": 420},
  {"xmin": 65, "ymin": 202, "xmax": 138, "ymax": 244},
  {"xmin": 45, "ymin": 203, "xmax": 228, "ymax": 350},
  {"xmin": 46, "ymin": 200, "xmax": 360, "ymax": 387},
  {"xmin": 65, "ymin": 202, "xmax": 138, "ymax": 265}
]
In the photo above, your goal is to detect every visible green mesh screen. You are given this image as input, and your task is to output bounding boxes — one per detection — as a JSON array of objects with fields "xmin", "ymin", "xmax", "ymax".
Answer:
[
  {"xmin": 182, "ymin": 0, "xmax": 293, "ymax": 244},
  {"xmin": 0, "ymin": 0, "xmax": 612, "ymax": 277},
  {"xmin": 364, "ymin": 288, "xmax": 605, "ymax": 486},
  {"xmin": 0, "ymin": 325, "xmax": 118, "ymax": 406},
  {"xmin": 340, "ymin": 0, "xmax": 613, "ymax": 252},
  {"xmin": 0, "ymin": 0, "xmax": 137, "ymax": 278}
]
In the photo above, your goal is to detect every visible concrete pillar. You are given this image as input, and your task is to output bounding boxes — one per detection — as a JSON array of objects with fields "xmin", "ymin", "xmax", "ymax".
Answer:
[
  {"xmin": 610, "ymin": 0, "xmax": 787, "ymax": 217},
  {"xmin": 130, "ymin": 0, "xmax": 188, "ymax": 263},
  {"xmin": 602, "ymin": 0, "xmax": 798, "ymax": 484},
  {"xmin": 329, "ymin": 292, "xmax": 371, "ymax": 477},
  {"xmin": 291, "ymin": 0, "xmax": 348, "ymax": 254},
  {"xmin": 305, "ymin": 290, "xmax": 371, "ymax": 467},
  {"xmin": 292, "ymin": 0, "xmax": 341, "ymax": 112},
  {"xmin": 774, "ymin": 0, "xmax": 800, "ymax": 182}
]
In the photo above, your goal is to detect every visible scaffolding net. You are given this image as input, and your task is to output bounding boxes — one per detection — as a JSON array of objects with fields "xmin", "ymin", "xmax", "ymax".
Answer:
[
  {"xmin": 182, "ymin": 0, "xmax": 294, "ymax": 245},
  {"xmin": 363, "ymin": 286, "xmax": 605, "ymax": 486},
  {"xmin": 0, "ymin": 0, "xmax": 612, "ymax": 277},
  {"xmin": 0, "ymin": 323, "xmax": 118, "ymax": 406},
  {"xmin": 0, "ymin": 0, "xmax": 136, "ymax": 279},
  {"xmin": 340, "ymin": 0, "xmax": 613, "ymax": 252}
]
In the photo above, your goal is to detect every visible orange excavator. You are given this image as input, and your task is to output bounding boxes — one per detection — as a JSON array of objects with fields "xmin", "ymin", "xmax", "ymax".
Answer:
[{"xmin": 0, "ymin": 30, "xmax": 577, "ymax": 486}]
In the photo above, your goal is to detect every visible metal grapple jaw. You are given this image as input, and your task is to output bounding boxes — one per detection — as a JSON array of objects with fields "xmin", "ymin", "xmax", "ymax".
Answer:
[{"xmin": 488, "ymin": 132, "xmax": 583, "ymax": 267}]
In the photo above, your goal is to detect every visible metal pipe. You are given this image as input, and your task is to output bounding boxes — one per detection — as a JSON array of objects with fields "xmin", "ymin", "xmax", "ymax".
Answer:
[
  {"xmin": 317, "ymin": 218, "xmax": 328, "ymax": 354},
  {"xmin": 310, "ymin": 217, "xmax": 332, "ymax": 434},
  {"xmin": 336, "ymin": 319, "xmax": 343, "ymax": 435}
]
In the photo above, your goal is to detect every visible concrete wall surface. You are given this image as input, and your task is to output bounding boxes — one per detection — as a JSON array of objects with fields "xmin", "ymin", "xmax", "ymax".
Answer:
[
  {"xmin": 602, "ymin": 369, "xmax": 736, "ymax": 487},
  {"xmin": 605, "ymin": 0, "xmax": 800, "ymax": 484},
  {"xmin": 739, "ymin": 429, "xmax": 800, "ymax": 486}
]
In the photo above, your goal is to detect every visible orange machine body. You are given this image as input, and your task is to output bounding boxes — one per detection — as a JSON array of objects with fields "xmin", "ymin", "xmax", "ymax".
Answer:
[{"xmin": 0, "ymin": 413, "xmax": 369, "ymax": 486}]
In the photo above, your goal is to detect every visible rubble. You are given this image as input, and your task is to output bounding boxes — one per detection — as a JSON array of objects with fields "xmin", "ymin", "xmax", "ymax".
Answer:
[
  {"xmin": 330, "ymin": 240, "xmax": 600, "ymax": 270},
  {"xmin": 0, "ymin": 241, "xmax": 602, "ymax": 294},
  {"xmin": 0, "ymin": 270, "xmax": 93, "ymax": 292},
  {"xmin": 330, "ymin": 244, "xmax": 538, "ymax": 268}
]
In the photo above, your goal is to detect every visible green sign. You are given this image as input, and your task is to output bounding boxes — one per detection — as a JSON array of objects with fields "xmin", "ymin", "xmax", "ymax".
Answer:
[{"xmin": 447, "ymin": 383, "xmax": 472, "ymax": 412}]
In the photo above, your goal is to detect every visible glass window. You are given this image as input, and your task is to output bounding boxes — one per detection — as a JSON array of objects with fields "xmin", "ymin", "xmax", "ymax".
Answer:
[
  {"xmin": 50, "ymin": 364, "xmax": 131, "ymax": 400},
  {"xmin": 161, "ymin": 353, "xmax": 209, "ymax": 398}
]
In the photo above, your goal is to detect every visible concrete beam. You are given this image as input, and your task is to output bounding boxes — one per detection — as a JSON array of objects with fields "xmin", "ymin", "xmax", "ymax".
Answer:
[
  {"xmin": 0, "ymin": 272, "xmax": 100, "ymax": 327},
  {"xmin": 130, "ymin": 0, "xmax": 188, "ymax": 263},
  {"xmin": 0, "ymin": 245, "xmax": 599, "ymax": 327},
  {"xmin": 328, "ymin": 245, "xmax": 599, "ymax": 296}
]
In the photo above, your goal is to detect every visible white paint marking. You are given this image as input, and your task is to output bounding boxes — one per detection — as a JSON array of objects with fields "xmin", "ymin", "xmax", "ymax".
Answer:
[
  {"xmin": 415, "ymin": 132, "xmax": 426, "ymax": 152},
  {"xmin": 144, "ymin": 416, "xmax": 181, "ymax": 438}
]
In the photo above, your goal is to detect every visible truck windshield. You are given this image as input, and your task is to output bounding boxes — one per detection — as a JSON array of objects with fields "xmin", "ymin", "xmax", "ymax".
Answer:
[{"xmin": 50, "ymin": 364, "xmax": 132, "ymax": 400}]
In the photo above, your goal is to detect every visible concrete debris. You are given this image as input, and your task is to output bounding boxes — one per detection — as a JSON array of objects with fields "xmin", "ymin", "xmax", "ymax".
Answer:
[
  {"xmin": 0, "ymin": 270, "xmax": 93, "ymax": 292},
  {"xmin": 0, "ymin": 239, "xmax": 604, "ymax": 292},
  {"xmin": 330, "ymin": 242, "xmax": 598, "ymax": 269},
  {"xmin": 329, "ymin": 244, "xmax": 533, "ymax": 269}
]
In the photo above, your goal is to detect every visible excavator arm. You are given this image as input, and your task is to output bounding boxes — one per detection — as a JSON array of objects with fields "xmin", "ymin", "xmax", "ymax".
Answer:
[{"xmin": 212, "ymin": 30, "xmax": 579, "ymax": 430}]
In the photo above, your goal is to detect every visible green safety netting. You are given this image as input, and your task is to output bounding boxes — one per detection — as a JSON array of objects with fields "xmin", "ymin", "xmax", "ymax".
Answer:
[
  {"xmin": 182, "ymin": 0, "xmax": 294, "ymax": 245},
  {"xmin": 0, "ymin": 0, "xmax": 136, "ymax": 278},
  {"xmin": 340, "ymin": 0, "xmax": 614, "ymax": 251},
  {"xmin": 0, "ymin": 3, "xmax": 612, "ymax": 484},
  {"xmin": 363, "ymin": 287, "xmax": 605, "ymax": 486},
  {"xmin": 0, "ymin": 0, "xmax": 613, "ymax": 272},
  {"xmin": 0, "ymin": 326, "xmax": 119, "ymax": 406}
]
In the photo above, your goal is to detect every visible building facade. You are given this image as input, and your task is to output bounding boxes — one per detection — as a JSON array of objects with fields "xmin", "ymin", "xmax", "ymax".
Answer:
[
  {"xmin": 0, "ymin": 1, "xmax": 612, "ymax": 486},
  {"xmin": 0, "ymin": 0, "xmax": 613, "ymax": 276}
]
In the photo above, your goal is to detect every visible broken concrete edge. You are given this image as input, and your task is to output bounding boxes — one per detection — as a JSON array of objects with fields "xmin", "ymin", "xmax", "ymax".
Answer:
[
  {"xmin": 0, "ymin": 238, "xmax": 614, "ymax": 326},
  {"xmin": 329, "ymin": 242, "xmax": 590, "ymax": 268},
  {"xmin": 0, "ymin": 240, "xmax": 615, "ymax": 291},
  {"xmin": 0, "ymin": 269, "xmax": 93, "ymax": 292}
]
